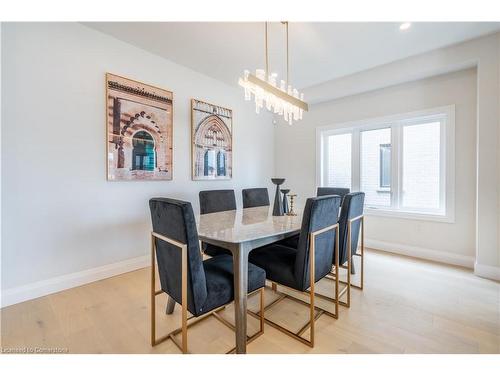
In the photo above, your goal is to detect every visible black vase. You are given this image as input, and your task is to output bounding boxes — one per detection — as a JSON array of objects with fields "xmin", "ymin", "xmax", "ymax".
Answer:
[
  {"xmin": 281, "ymin": 189, "xmax": 290, "ymax": 214},
  {"xmin": 271, "ymin": 178, "xmax": 285, "ymax": 216}
]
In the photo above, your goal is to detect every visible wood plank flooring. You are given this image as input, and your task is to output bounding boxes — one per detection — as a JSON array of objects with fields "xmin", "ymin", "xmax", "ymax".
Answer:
[{"xmin": 1, "ymin": 249, "xmax": 499, "ymax": 354}]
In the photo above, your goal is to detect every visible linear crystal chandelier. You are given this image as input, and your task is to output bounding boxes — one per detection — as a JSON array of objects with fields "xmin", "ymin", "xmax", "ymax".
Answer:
[{"xmin": 238, "ymin": 22, "xmax": 308, "ymax": 125}]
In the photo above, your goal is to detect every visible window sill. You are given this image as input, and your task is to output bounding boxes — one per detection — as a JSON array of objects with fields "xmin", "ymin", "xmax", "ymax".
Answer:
[{"xmin": 364, "ymin": 207, "xmax": 454, "ymax": 223}]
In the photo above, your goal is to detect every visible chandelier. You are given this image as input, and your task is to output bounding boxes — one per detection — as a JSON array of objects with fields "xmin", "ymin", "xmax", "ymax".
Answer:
[{"xmin": 238, "ymin": 22, "xmax": 308, "ymax": 125}]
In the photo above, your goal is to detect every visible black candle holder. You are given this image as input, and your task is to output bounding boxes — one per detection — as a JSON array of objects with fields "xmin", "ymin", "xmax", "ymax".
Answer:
[
  {"xmin": 281, "ymin": 189, "xmax": 290, "ymax": 214},
  {"xmin": 271, "ymin": 178, "xmax": 285, "ymax": 216}
]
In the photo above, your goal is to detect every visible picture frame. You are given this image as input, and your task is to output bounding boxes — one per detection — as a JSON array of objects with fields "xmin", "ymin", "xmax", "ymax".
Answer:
[
  {"xmin": 106, "ymin": 73, "xmax": 173, "ymax": 181},
  {"xmin": 191, "ymin": 99, "xmax": 233, "ymax": 180}
]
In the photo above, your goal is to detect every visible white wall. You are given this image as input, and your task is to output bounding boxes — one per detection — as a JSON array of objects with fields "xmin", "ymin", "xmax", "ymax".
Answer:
[
  {"xmin": 1, "ymin": 23, "xmax": 275, "ymax": 305},
  {"xmin": 276, "ymin": 69, "xmax": 477, "ymax": 266}
]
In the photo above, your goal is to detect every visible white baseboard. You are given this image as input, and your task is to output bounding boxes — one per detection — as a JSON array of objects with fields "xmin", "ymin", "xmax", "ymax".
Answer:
[
  {"xmin": 474, "ymin": 262, "xmax": 500, "ymax": 281},
  {"xmin": 365, "ymin": 239, "xmax": 475, "ymax": 268},
  {"xmin": 1, "ymin": 255, "xmax": 150, "ymax": 308}
]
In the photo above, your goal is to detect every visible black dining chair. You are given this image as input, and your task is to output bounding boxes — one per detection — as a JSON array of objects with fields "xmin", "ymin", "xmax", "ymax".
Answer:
[
  {"xmin": 248, "ymin": 195, "xmax": 342, "ymax": 347},
  {"xmin": 199, "ymin": 189, "xmax": 237, "ymax": 214},
  {"xmin": 242, "ymin": 188, "xmax": 270, "ymax": 208},
  {"xmin": 330, "ymin": 192, "xmax": 365, "ymax": 306},
  {"xmin": 149, "ymin": 197, "xmax": 265, "ymax": 354},
  {"xmin": 199, "ymin": 190, "xmax": 236, "ymax": 257},
  {"xmin": 317, "ymin": 187, "xmax": 350, "ymax": 203},
  {"xmin": 279, "ymin": 187, "xmax": 350, "ymax": 249}
]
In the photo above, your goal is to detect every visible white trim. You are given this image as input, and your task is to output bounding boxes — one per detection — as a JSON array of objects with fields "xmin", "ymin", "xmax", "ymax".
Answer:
[
  {"xmin": 364, "ymin": 207, "xmax": 454, "ymax": 223},
  {"xmin": 365, "ymin": 239, "xmax": 474, "ymax": 269},
  {"xmin": 474, "ymin": 263, "xmax": 500, "ymax": 281},
  {"xmin": 316, "ymin": 105, "xmax": 455, "ymax": 133},
  {"xmin": 316, "ymin": 105, "xmax": 455, "ymax": 223},
  {"xmin": 0, "ymin": 255, "xmax": 150, "ymax": 308}
]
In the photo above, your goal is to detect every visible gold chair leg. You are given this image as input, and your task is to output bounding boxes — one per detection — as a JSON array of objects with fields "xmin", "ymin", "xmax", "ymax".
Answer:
[
  {"xmin": 334, "ymin": 225, "xmax": 339, "ymax": 317},
  {"xmin": 181, "ymin": 242, "xmax": 188, "ymax": 353},
  {"xmin": 260, "ymin": 288, "xmax": 265, "ymax": 334},
  {"xmin": 309, "ymin": 232, "xmax": 315, "ymax": 347},
  {"xmin": 226, "ymin": 288, "xmax": 265, "ymax": 354},
  {"xmin": 150, "ymin": 234, "xmax": 156, "ymax": 346},
  {"xmin": 346, "ymin": 221, "xmax": 352, "ymax": 308},
  {"xmin": 360, "ymin": 216, "xmax": 364, "ymax": 290},
  {"xmin": 346, "ymin": 216, "xmax": 364, "ymax": 290},
  {"xmin": 330, "ymin": 215, "xmax": 365, "ymax": 292},
  {"xmin": 309, "ymin": 287, "xmax": 315, "ymax": 346}
]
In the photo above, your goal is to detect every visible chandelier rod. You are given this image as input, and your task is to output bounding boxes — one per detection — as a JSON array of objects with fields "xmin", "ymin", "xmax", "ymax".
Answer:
[
  {"xmin": 285, "ymin": 21, "xmax": 289, "ymax": 84},
  {"xmin": 265, "ymin": 22, "xmax": 269, "ymax": 78}
]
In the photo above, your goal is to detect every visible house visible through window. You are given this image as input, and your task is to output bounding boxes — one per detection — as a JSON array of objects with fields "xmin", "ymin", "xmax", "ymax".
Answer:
[
  {"xmin": 361, "ymin": 128, "xmax": 391, "ymax": 207},
  {"xmin": 318, "ymin": 106, "xmax": 454, "ymax": 221}
]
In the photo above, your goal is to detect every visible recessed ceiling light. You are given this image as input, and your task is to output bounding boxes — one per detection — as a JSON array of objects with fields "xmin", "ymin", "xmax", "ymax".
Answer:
[{"xmin": 400, "ymin": 22, "xmax": 411, "ymax": 31}]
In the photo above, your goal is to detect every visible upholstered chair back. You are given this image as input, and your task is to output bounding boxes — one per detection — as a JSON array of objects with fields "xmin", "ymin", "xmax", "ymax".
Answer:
[
  {"xmin": 149, "ymin": 198, "xmax": 207, "ymax": 315},
  {"xmin": 199, "ymin": 190, "xmax": 236, "ymax": 214},
  {"xmin": 338, "ymin": 192, "xmax": 365, "ymax": 265},
  {"xmin": 294, "ymin": 195, "xmax": 341, "ymax": 291},
  {"xmin": 317, "ymin": 187, "xmax": 350, "ymax": 202},
  {"xmin": 242, "ymin": 188, "xmax": 270, "ymax": 208}
]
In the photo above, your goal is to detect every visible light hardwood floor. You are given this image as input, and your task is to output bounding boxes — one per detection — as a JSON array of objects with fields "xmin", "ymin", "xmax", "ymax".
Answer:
[{"xmin": 1, "ymin": 249, "xmax": 499, "ymax": 354}]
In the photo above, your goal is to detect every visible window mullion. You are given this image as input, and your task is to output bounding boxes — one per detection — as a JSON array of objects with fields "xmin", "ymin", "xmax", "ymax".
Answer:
[
  {"xmin": 352, "ymin": 129, "xmax": 361, "ymax": 191},
  {"xmin": 391, "ymin": 124, "xmax": 401, "ymax": 209},
  {"xmin": 439, "ymin": 118, "xmax": 447, "ymax": 213},
  {"xmin": 398, "ymin": 124, "xmax": 404, "ymax": 209},
  {"xmin": 322, "ymin": 135, "xmax": 328, "ymax": 186}
]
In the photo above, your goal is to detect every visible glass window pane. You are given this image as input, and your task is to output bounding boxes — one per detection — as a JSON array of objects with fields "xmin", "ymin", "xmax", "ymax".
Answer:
[
  {"xmin": 361, "ymin": 128, "xmax": 391, "ymax": 207},
  {"xmin": 402, "ymin": 122, "xmax": 441, "ymax": 210},
  {"xmin": 327, "ymin": 133, "xmax": 351, "ymax": 189}
]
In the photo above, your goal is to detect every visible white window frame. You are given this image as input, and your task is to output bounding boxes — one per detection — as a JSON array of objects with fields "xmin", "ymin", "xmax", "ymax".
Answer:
[{"xmin": 316, "ymin": 105, "xmax": 455, "ymax": 223}]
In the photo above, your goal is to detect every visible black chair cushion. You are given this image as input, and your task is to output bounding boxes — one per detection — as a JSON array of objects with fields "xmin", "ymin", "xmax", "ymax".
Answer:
[
  {"xmin": 277, "ymin": 233, "xmax": 300, "ymax": 249},
  {"xmin": 204, "ymin": 243, "xmax": 232, "ymax": 257},
  {"xmin": 242, "ymin": 188, "xmax": 270, "ymax": 208},
  {"xmin": 249, "ymin": 244, "xmax": 298, "ymax": 290},
  {"xmin": 200, "ymin": 255, "xmax": 266, "ymax": 316}
]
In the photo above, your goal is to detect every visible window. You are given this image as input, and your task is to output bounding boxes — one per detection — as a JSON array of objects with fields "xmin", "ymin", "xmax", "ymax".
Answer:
[{"xmin": 317, "ymin": 106, "xmax": 454, "ymax": 222}]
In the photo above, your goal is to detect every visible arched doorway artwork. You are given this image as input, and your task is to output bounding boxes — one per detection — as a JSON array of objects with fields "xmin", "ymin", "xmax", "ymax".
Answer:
[
  {"xmin": 132, "ymin": 131, "xmax": 155, "ymax": 171},
  {"xmin": 192, "ymin": 110, "xmax": 232, "ymax": 180},
  {"xmin": 106, "ymin": 73, "xmax": 173, "ymax": 181}
]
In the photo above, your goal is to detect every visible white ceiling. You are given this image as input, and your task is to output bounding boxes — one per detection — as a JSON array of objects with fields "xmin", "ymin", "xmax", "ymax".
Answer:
[{"xmin": 85, "ymin": 22, "xmax": 500, "ymax": 89}]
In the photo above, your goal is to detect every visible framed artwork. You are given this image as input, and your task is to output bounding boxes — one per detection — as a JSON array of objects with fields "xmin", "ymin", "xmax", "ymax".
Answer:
[
  {"xmin": 106, "ymin": 73, "xmax": 173, "ymax": 181},
  {"xmin": 191, "ymin": 99, "xmax": 233, "ymax": 180}
]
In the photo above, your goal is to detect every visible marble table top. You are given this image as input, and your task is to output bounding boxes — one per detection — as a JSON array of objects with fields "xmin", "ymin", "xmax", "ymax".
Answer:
[{"xmin": 196, "ymin": 205, "xmax": 303, "ymax": 244}]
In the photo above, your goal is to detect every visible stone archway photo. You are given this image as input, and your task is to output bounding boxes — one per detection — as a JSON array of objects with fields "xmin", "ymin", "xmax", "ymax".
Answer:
[
  {"xmin": 106, "ymin": 73, "xmax": 173, "ymax": 181},
  {"xmin": 191, "ymin": 99, "xmax": 233, "ymax": 180}
]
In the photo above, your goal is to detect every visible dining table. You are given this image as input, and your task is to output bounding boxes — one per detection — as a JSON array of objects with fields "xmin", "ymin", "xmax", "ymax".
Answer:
[{"xmin": 165, "ymin": 205, "xmax": 303, "ymax": 354}]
